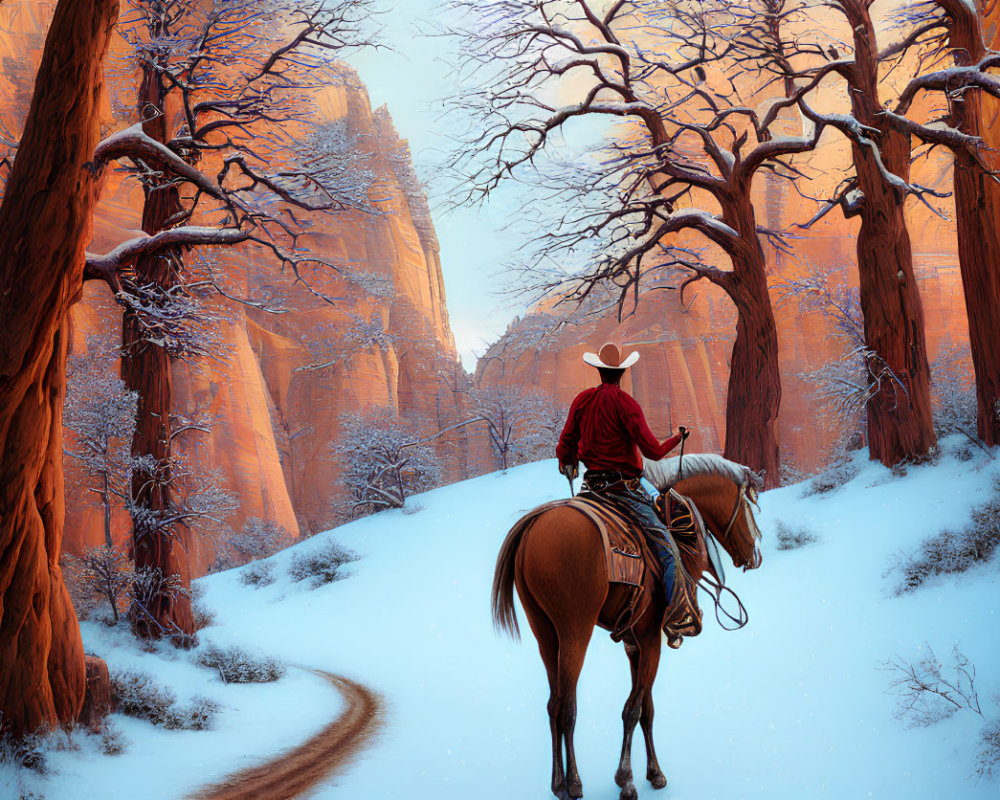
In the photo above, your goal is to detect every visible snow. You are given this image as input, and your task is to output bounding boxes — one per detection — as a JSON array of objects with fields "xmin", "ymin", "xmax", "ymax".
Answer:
[{"xmin": 5, "ymin": 436, "xmax": 1000, "ymax": 799}]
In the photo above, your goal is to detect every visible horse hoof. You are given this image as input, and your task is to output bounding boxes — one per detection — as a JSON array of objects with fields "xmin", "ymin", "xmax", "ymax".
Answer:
[
  {"xmin": 619, "ymin": 784, "xmax": 638, "ymax": 800},
  {"xmin": 648, "ymin": 769, "xmax": 668, "ymax": 790},
  {"xmin": 567, "ymin": 777, "xmax": 583, "ymax": 798}
]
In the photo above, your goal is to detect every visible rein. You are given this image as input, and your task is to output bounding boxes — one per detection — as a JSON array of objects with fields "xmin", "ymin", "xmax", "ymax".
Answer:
[
  {"xmin": 698, "ymin": 476, "xmax": 754, "ymax": 631},
  {"xmin": 698, "ymin": 573, "xmax": 749, "ymax": 630}
]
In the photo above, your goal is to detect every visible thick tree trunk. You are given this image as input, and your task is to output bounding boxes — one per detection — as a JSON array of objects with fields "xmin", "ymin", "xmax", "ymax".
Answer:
[
  {"xmin": 951, "ymin": 149, "xmax": 1000, "ymax": 446},
  {"xmin": 719, "ymin": 195, "xmax": 781, "ymax": 487},
  {"xmin": 947, "ymin": 7, "xmax": 1000, "ymax": 445},
  {"xmin": 0, "ymin": 0, "xmax": 118, "ymax": 738},
  {"xmin": 123, "ymin": 62, "xmax": 194, "ymax": 640},
  {"xmin": 844, "ymin": 0, "xmax": 936, "ymax": 465}
]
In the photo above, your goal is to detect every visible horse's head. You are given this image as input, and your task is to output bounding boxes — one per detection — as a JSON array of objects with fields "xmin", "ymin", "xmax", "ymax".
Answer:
[{"xmin": 644, "ymin": 454, "xmax": 763, "ymax": 570}]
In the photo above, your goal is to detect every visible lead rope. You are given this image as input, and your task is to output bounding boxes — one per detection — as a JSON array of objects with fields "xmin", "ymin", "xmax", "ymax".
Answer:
[
  {"xmin": 698, "ymin": 479, "xmax": 751, "ymax": 630},
  {"xmin": 698, "ymin": 573, "xmax": 749, "ymax": 630}
]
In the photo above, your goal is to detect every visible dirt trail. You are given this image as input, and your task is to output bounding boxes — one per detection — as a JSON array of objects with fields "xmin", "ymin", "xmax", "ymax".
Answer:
[{"xmin": 189, "ymin": 670, "xmax": 383, "ymax": 800}]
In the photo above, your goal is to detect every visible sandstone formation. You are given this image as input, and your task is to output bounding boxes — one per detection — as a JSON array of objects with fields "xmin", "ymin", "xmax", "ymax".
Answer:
[{"xmin": 61, "ymin": 60, "xmax": 475, "ymax": 569}]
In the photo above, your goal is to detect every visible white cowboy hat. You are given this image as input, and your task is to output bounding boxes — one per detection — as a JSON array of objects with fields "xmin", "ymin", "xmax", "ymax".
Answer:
[{"xmin": 582, "ymin": 342, "xmax": 639, "ymax": 370}]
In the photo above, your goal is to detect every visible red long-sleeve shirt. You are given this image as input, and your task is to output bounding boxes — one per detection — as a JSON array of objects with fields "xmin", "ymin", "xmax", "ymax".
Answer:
[{"xmin": 555, "ymin": 383, "xmax": 682, "ymax": 477}]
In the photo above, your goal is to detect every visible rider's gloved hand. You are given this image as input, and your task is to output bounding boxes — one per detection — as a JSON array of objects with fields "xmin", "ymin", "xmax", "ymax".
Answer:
[
  {"xmin": 560, "ymin": 462, "xmax": 578, "ymax": 480},
  {"xmin": 678, "ymin": 425, "xmax": 690, "ymax": 440}
]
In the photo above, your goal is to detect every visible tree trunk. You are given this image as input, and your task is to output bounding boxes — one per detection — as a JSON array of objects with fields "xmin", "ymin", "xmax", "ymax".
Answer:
[
  {"xmin": 102, "ymin": 470, "xmax": 113, "ymax": 548},
  {"xmin": 0, "ymin": 0, "xmax": 118, "ymax": 738},
  {"xmin": 947, "ymin": 7, "xmax": 1000, "ymax": 445},
  {"xmin": 951, "ymin": 146, "xmax": 1000, "ymax": 446},
  {"xmin": 123, "ymin": 61, "xmax": 194, "ymax": 640},
  {"xmin": 719, "ymin": 195, "xmax": 781, "ymax": 487},
  {"xmin": 843, "ymin": 0, "xmax": 936, "ymax": 465}
]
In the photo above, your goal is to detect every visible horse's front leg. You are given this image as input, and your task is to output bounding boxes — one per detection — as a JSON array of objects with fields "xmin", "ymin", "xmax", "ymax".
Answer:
[
  {"xmin": 640, "ymin": 689, "xmax": 667, "ymax": 789},
  {"xmin": 617, "ymin": 628, "xmax": 664, "ymax": 799},
  {"xmin": 615, "ymin": 643, "xmax": 642, "ymax": 800}
]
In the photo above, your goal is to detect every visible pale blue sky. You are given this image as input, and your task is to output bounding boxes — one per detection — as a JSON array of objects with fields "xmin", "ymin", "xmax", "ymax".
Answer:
[{"xmin": 351, "ymin": 1, "xmax": 531, "ymax": 371}]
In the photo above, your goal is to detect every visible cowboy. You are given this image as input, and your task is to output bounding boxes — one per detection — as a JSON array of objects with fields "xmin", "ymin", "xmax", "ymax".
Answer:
[{"xmin": 555, "ymin": 342, "xmax": 694, "ymax": 643}]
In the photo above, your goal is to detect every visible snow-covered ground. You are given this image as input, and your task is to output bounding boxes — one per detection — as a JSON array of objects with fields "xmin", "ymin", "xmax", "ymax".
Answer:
[{"xmin": 6, "ymin": 436, "xmax": 1000, "ymax": 799}]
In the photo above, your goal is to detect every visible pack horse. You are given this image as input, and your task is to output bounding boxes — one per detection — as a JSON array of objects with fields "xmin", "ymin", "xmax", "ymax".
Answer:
[{"xmin": 491, "ymin": 455, "xmax": 764, "ymax": 800}]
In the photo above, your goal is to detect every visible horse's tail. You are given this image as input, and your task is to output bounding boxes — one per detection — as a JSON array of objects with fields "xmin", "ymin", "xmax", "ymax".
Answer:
[{"xmin": 491, "ymin": 513, "xmax": 537, "ymax": 641}]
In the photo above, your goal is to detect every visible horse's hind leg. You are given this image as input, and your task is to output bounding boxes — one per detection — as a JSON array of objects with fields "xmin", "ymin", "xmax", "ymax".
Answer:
[
  {"xmin": 616, "ymin": 626, "xmax": 664, "ymax": 799},
  {"xmin": 556, "ymin": 635, "xmax": 588, "ymax": 798},
  {"xmin": 518, "ymin": 583, "xmax": 568, "ymax": 797}
]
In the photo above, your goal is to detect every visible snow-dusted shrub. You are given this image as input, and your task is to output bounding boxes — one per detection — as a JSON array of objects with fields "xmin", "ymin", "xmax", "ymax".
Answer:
[
  {"xmin": 801, "ymin": 460, "xmax": 859, "ymax": 497},
  {"xmin": 931, "ymin": 341, "xmax": 978, "ymax": 441},
  {"xmin": 289, "ymin": 542, "xmax": 358, "ymax": 588},
  {"xmin": 195, "ymin": 643, "xmax": 285, "ymax": 684},
  {"xmin": 166, "ymin": 696, "xmax": 221, "ymax": 731},
  {"xmin": 888, "ymin": 479, "xmax": 1000, "ymax": 594},
  {"xmin": 240, "ymin": 561, "xmax": 276, "ymax": 588},
  {"xmin": 97, "ymin": 721, "xmax": 127, "ymax": 756},
  {"xmin": 977, "ymin": 719, "xmax": 1000, "ymax": 781},
  {"xmin": 0, "ymin": 726, "xmax": 48, "ymax": 775},
  {"xmin": 110, "ymin": 669, "xmax": 220, "ymax": 730},
  {"xmin": 211, "ymin": 517, "xmax": 288, "ymax": 572},
  {"xmin": 774, "ymin": 521, "xmax": 820, "ymax": 551},
  {"xmin": 127, "ymin": 566, "xmax": 187, "ymax": 626},
  {"xmin": 332, "ymin": 409, "xmax": 441, "ymax": 519},
  {"xmin": 110, "ymin": 669, "xmax": 177, "ymax": 726},
  {"xmin": 882, "ymin": 644, "xmax": 982, "ymax": 729}
]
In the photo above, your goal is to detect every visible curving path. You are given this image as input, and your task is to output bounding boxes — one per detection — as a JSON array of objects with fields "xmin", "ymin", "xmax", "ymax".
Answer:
[{"xmin": 189, "ymin": 670, "xmax": 383, "ymax": 800}]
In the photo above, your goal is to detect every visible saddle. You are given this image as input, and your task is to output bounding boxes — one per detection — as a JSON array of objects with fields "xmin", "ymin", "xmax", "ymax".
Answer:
[{"xmin": 559, "ymin": 493, "xmax": 705, "ymax": 644}]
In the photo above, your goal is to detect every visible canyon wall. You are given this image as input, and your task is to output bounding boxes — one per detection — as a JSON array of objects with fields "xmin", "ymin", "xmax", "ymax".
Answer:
[{"xmin": 59, "ymin": 58, "xmax": 473, "ymax": 569}]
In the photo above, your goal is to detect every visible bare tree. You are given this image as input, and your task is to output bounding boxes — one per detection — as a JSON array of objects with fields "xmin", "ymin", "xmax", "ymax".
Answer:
[
  {"xmin": 63, "ymin": 546, "xmax": 134, "ymax": 626},
  {"xmin": 783, "ymin": 0, "xmax": 1000, "ymax": 464},
  {"xmin": 81, "ymin": 0, "xmax": 378, "ymax": 639},
  {"xmin": 451, "ymin": 381, "xmax": 560, "ymax": 471},
  {"xmin": 332, "ymin": 409, "xmax": 443, "ymax": 517},
  {"xmin": 444, "ymin": 0, "xmax": 834, "ymax": 486},
  {"xmin": 885, "ymin": 0, "xmax": 1000, "ymax": 447},
  {"xmin": 63, "ymin": 340, "xmax": 138, "ymax": 548},
  {"xmin": 776, "ymin": 262, "xmax": 868, "ymax": 450}
]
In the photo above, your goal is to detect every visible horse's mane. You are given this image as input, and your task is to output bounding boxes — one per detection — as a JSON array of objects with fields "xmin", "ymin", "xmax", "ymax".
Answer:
[{"xmin": 642, "ymin": 453, "xmax": 763, "ymax": 492}]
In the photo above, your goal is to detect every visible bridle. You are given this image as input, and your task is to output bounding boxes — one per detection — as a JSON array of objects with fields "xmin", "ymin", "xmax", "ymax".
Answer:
[
  {"xmin": 720, "ymin": 476, "xmax": 750, "ymax": 543},
  {"xmin": 698, "ymin": 474, "xmax": 758, "ymax": 631}
]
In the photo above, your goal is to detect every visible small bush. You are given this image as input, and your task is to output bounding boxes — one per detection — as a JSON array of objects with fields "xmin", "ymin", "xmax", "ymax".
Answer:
[
  {"xmin": 195, "ymin": 643, "xmax": 285, "ymax": 684},
  {"xmin": 192, "ymin": 601, "xmax": 215, "ymax": 632},
  {"xmin": 888, "ymin": 479, "xmax": 1000, "ymax": 594},
  {"xmin": 240, "ymin": 561, "xmax": 275, "ymax": 588},
  {"xmin": 97, "ymin": 721, "xmax": 127, "ymax": 756},
  {"xmin": 211, "ymin": 517, "xmax": 289, "ymax": 572},
  {"xmin": 0, "ymin": 728, "xmax": 49, "ymax": 775},
  {"xmin": 977, "ymin": 719, "xmax": 1000, "ymax": 781},
  {"xmin": 110, "ymin": 669, "xmax": 177, "ymax": 726},
  {"xmin": 801, "ymin": 460, "xmax": 859, "ymax": 497},
  {"xmin": 289, "ymin": 541, "xmax": 358, "ymax": 588},
  {"xmin": 110, "ymin": 669, "xmax": 220, "ymax": 730},
  {"xmin": 775, "ymin": 521, "xmax": 820, "ymax": 551},
  {"xmin": 165, "ymin": 696, "xmax": 221, "ymax": 731}
]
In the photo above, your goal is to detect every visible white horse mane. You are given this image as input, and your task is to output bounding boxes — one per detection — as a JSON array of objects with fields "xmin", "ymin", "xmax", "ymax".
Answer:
[{"xmin": 642, "ymin": 452, "xmax": 763, "ymax": 492}]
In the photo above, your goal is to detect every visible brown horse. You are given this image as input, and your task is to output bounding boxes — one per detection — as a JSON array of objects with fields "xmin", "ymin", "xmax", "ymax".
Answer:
[{"xmin": 491, "ymin": 456, "xmax": 763, "ymax": 800}]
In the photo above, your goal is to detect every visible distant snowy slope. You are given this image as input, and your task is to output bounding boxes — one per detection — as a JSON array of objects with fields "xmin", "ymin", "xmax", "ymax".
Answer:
[{"xmin": 8, "ymin": 438, "xmax": 1000, "ymax": 800}]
